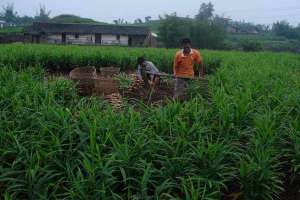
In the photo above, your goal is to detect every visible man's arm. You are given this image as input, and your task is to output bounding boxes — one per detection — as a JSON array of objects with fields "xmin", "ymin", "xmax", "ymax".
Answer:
[
  {"xmin": 147, "ymin": 61, "xmax": 159, "ymax": 73},
  {"xmin": 195, "ymin": 51, "xmax": 204, "ymax": 78},
  {"xmin": 173, "ymin": 53, "xmax": 178, "ymax": 76},
  {"xmin": 199, "ymin": 61, "xmax": 205, "ymax": 78},
  {"xmin": 136, "ymin": 65, "xmax": 143, "ymax": 81}
]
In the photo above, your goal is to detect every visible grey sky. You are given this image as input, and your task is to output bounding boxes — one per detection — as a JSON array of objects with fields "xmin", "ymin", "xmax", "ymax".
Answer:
[{"xmin": 1, "ymin": 0, "xmax": 300, "ymax": 25}]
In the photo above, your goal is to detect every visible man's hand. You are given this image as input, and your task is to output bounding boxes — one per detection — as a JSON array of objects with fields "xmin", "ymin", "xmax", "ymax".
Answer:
[
  {"xmin": 199, "ymin": 63, "xmax": 205, "ymax": 78},
  {"xmin": 137, "ymin": 76, "xmax": 143, "ymax": 82},
  {"xmin": 199, "ymin": 72, "xmax": 203, "ymax": 78},
  {"xmin": 199, "ymin": 71, "xmax": 205, "ymax": 78}
]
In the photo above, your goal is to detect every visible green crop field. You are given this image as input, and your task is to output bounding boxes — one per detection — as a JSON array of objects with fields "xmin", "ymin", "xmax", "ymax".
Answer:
[
  {"xmin": 0, "ymin": 44, "xmax": 300, "ymax": 199},
  {"xmin": 0, "ymin": 44, "xmax": 223, "ymax": 73},
  {"xmin": 0, "ymin": 27, "xmax": 24, "ymax": 35}
]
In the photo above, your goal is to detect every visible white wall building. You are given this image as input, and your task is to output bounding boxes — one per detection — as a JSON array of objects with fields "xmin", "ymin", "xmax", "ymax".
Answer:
[
  {"xmin": 24, "ymin": 22, "xmax": 156, "ymax": 47},
  {"xmin": 0, "ymin": 20, "xmax": 6, "ymax": 29}
]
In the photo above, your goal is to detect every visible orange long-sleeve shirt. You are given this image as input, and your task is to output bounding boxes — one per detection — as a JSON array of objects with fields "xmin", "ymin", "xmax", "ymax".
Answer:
[{"xmin": 173, "ymin": 49, "xmax": 203, "ymax": 78}]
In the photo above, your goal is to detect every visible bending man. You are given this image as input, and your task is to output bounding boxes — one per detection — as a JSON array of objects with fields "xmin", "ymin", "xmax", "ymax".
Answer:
[{"xmin": 136, "ymin": 57, "xmax": 160, "ymax": 87}]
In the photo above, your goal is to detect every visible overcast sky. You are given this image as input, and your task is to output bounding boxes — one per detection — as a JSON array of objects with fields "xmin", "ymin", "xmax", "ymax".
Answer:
[{"xmin": 1, "ymin": 0, "xmax": 300, "ymax": 25}]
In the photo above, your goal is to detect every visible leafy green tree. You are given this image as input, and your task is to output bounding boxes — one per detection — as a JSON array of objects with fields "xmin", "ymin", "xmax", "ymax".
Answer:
[
  {"xmin": 34, "ymin": 5, "xmax": 51, "ymax": 22},
  {"xmin": 273, "ymin": 21, "xmax": 298, "ymax": 40},
  {"xmin": 255, "ymin": 24, "xmax": 270, "ymax": 33},
  {"xmin": 0, "ymin": 4, "xmax": 18, "ymax": 24},
  {"xmin": 19, "ymin": 16, "xmax": 34, "ymax": 25},
  {"xmin": 158, "ymin": 3, "xmax": 227, "ymax": 49},
  {"xmin": 195, "ymin": 2, "xmax": 214, "ymax": 21},
  {"xmin": 158, "ymin": 13, "xmax": 191, "ymax": 48},
  {"xmin": 296, "ymin": 24, "xmax": 300, "ymax": 39},
  {"xmin": 241, "ymin": 40, "xmax": 263, "ymax": 52},
  {"xmin": 228, "ymin": 21, "xmax": 261, "ymax": 34},
  {"xmin": 190, "ymin": 17, "xmax": 227, "ymax": 49}
]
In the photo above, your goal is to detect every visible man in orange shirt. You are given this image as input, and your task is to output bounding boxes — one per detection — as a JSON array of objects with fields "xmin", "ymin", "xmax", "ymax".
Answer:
[{"xmin": 173, "ymin": 38, "xmax": 204, "ymax": 100}]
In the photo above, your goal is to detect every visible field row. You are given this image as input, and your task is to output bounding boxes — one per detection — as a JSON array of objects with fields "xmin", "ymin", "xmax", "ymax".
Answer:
[{"xmin": 2, "ymin": 44, "xmax": 300, "ymax": 73}]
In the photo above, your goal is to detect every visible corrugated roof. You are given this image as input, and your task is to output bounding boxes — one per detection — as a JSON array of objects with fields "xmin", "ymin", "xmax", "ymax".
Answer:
[{"xmin": 24, "ymin": 22, "xmax": 150, "ymax": 36}]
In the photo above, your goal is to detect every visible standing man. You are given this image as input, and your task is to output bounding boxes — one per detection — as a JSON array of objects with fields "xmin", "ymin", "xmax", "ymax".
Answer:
[{"xmin": 173, "ymin": 38, "xmax": 204, "ymax": 100}]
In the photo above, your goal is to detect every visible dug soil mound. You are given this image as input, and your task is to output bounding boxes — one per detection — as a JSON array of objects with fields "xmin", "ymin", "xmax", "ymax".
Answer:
[{"xmin": 122, "ymin": 78, "xmax": 174, "ymax": 106}]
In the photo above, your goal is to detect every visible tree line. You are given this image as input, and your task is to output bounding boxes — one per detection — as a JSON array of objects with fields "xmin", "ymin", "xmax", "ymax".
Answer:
[
  {"xmin": 157, "ymin": 2, "xmax": 300, "ymax": 49},
  {"xmin": 1, "ymin": 2, "xmax": 300, "ymax": 50},
  {"xmin": 158, "ymin": 3, "xmax": 228, "ymax": 49},
  {"xmin": 0, "ymin": 4, "xmax": 50, "ymax": 25},
  {"xmin": 272, "ymin": 21, "xmax": 300, "ymax": 40}
]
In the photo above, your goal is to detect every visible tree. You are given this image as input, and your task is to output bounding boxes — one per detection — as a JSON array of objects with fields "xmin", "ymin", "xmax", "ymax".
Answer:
[
  {"xmin": 255, "ymin": 24, "xmax": 270, "ymax": 33},
  {"xmin": 190, "ymin": 18, "xmax": 227, "ymax": 49},
  {"xmin": 113, "ymin": 18, "xmax": 128, "ymax": 25},
  {"xmin": 158, "ymin": 11, "xmax": 227, "ymax": 49},
  {"xmin": 0, "ymin": 4, "xmax": 18, "ymax": 24},
  {"xmin": 158, "ymin": 2, "xmax": 227, "ymax": 49},
  {"xmin": 134, "ymin": 18, "xmax": 143, "ymax": 24},
  {"xmin": 273, "ymin": 21, "xmax": 298, "ymax": 40},
  {"xmin": 35, "ymin": 5, "xmax": 51, "ymax": 22},
  {"xmin": 19, "ymin": 16, "xmax": 34, "ymax": 25},
  {"xmin": 158, "ymin": 13, "xmax": 191, "ymax": 48},
  {"xmin": 195, "ymin": 2, "xmax": 214, "ymax": 21},
  {"xmin": 145, "ymin": 16, "xmax": 151, "ymax": 22},
  {"xmin": 296, "ymin": 24, "xmax": 300, "ymax": 39},
  {"xmin": 241, "ymin": 40, "xmax": 262, "ymax": 52}
]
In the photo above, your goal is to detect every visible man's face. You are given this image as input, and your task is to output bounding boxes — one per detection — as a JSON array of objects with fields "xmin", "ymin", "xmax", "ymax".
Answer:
[{"xmin": 182, "ymin": 43, "xmax": 192, "ymax": 54}]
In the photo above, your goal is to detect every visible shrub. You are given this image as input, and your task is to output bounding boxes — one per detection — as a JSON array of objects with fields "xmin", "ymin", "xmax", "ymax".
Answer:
[{"xmin": 241, "ymin": 40, "xmax": 263, "ymax": 52}]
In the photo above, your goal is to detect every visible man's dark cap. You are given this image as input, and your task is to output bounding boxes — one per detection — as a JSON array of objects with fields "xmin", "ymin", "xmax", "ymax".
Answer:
[{"xmin": 137, "ymin": 57, "xmax": 145, "ymax": 65}]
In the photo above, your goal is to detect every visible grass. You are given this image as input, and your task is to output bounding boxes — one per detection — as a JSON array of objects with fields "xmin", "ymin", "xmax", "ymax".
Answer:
[
  {"xmin": 0, "ymin": 44, "xmax": 225, "ymax": 75},
  {"xmin": 226, "ymin": 33, "xmax": 300, "ymax": 52},
  {"xmin": 0, "ymin": 26, "xmax": 24, "ymax": 35},
  {"xmin": 0, "ymin": 44, "xmax": 300, "ymax": 199},
  {"xmin": 227, "ymin": 33, "xmax": 286, "ymax": 42}
]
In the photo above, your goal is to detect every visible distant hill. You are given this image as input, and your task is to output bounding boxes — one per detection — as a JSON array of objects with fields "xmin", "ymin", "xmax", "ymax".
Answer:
[{"xmin": 50, "ymin": 15, "xmax": 107, "ymax": 24}]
